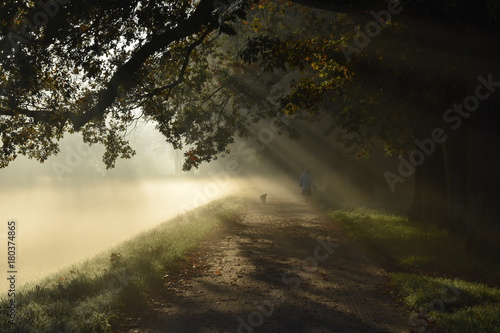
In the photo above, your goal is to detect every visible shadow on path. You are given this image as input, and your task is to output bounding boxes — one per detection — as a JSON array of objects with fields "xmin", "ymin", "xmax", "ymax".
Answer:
[{"xmin": 115, "ymin": 199, "xmax": 412, "ymax": 333}]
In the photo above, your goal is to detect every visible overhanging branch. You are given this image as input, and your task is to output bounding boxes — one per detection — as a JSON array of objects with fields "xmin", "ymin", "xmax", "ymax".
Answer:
[
  {"xmin": 0, "ymin": 107, "xmax": 75, "ymax": 125},
  {"xmin": 139, "ymin": 27, "xmax": 213, "ymax": 99},
  {"xmin": 69, "ymin": 0, "xmax": 220, "ymax": 130}
]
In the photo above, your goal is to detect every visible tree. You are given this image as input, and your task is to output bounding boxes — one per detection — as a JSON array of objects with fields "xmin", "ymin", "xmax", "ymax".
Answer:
[
  {"xmin": 0, "ymin": 0, "xmax": 409, "ymax": 170},
  {"xmin": 235, "ymin": 0, "xmax": 500, "ymax": 253},
  {"xmin": 1, "ymin": 0, "xmax": 500, "ymax": 251},
  {"xmin": 0, "ymin": 0, "xmax": 256, "ymax": 169},
  {"xmin": 0, "ymin": 0, "xmax": 434, "ymax": 168}
]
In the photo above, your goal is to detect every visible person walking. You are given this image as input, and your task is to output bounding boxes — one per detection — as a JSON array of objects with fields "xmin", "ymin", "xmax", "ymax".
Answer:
[{"xmin": 300, "ymin": 168, "xmax": 314, "ymax": 202}]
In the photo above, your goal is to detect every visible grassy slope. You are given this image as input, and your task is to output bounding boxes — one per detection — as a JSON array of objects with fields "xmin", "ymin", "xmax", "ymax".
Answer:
[
  {"xmin": 328, "ymin": 207, "xmax": 500, "ymax": 333},
  {"xmin": 0, "ymin": 196, "xmax": 244, "ymax": 333}
]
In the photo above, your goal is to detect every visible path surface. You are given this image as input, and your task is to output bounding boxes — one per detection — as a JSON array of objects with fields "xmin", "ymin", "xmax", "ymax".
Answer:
[{"xmin": 117, "ymin": 199, "xmax": 413, "ymax": 333}]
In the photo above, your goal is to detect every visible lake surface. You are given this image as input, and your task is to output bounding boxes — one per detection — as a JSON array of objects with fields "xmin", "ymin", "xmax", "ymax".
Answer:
[{"xmin": 0, "ymin": 177, "xmax": 237, "ymax": 291}]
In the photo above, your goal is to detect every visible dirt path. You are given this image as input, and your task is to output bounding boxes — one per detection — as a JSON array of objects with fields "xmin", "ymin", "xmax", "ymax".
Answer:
[{"xmin": 116, "ymin": 199, "xmax": 413, "ymax": 333}]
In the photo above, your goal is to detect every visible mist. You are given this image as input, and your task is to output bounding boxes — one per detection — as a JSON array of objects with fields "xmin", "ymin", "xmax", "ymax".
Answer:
[
  {"xmin": 0, "ymin": 115, "xmax": 414, "ymax": 293},
  {"xmin": 0, "ymin": 124, "xmax": 245, "ymax": 291}
]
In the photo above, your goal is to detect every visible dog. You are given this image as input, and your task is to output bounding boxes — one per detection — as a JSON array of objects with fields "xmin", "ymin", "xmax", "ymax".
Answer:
[{"xmin": 260, "ymin": 194, "xmax": 267, "ymax": 204}]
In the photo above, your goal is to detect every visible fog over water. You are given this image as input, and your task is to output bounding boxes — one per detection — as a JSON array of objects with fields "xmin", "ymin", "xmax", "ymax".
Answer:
[
  {"xmin": 4, "ymin": 178, "xmax": 238, "ymax": 283},
  {"xmin": 0, "ymin": 119, "xmax": 411, "ymax": 294},
  {"xmin": 0, "ymin": 177, "xmax": 242, "ymax": 291},
  {"xmin": 0, "ymin": 126, "xmax": 248, "ymax": 292}
]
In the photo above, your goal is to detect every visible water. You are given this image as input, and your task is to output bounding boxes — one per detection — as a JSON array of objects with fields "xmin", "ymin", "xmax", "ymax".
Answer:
[{"xmin": 0, "ymin": 177, "xmax": 237, "ymax": 291}]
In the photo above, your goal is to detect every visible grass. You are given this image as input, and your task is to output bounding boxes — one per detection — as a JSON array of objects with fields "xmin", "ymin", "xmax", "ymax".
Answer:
[
  {"xmin": 328, "ymin": 206, "xmax": 500, "ymax": 333},
  {"xmin": 0, "ymin": 196, "xmax": 244, "ymax": 333},
  {"xmin": 393, "ymin": 273, "xmax": 500, "ymax": 333}
]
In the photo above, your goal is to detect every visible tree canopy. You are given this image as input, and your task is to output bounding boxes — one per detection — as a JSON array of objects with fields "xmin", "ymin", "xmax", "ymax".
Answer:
[
  {"xmin": 0, "ymin": 0, "xmax": 253, "ymax": 168},
  {"xmin": 1, "ymin": 0, "xmax": 499, "ymax": 170}
]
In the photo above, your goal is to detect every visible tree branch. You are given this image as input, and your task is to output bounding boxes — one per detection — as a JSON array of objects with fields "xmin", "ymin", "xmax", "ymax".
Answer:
[
  {"xmin": 139, "ymin": 27, "xmax": 213, "ymax": 99},
  {"xmin": 0, "ymin": 107, "xmax": 74, "ymax": 125},
  {"xmin": 70, "ymin": 0, "xmax": 220, "ymax": 130}
]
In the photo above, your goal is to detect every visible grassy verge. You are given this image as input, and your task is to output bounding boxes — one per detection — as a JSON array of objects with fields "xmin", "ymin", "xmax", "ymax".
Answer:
[
  {"xmin": 0, "ymin": 196, "xmax": 244, "ymax": 333},
  {"xmin": 328, "ymin": 207, "xmax": 500, "ymax": 333}
]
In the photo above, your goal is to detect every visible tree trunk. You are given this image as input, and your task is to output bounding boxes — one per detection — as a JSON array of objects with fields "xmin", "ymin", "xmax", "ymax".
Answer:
[
  {"xmin": 459, "ymin": 2, "xmax": 500, "ymax": 254},
  {"xmin": 464, "ymin": 90, "xmax": 500, "ymax": 255},
  {"xmin": 407, "ymin": 115, "xmax": 449, "ymax": 226},
  {"xmin": 442, "ymin": 118, "xmax": 468, "ymax": 235}
]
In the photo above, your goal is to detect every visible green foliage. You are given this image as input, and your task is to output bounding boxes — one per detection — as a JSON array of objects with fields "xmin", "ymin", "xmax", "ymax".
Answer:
[
  {"xmin": 434, "ymin": 303, "xmax": 500, "ymax": 333},
  {"xmin": 392, "ymin": 273, "xmax": 500, "ymax": 309},
  {"xmin": 0, "ymin": 0, "xmax": 255, "ymax": 169},
  {"xmin": 328, "ymin": 206, "xmax": 500, "ymax": 332},
  {"xmin": 0, "ymin": 0, "xmax": 404, "ymax": 170},
  {"xmin": 328, "ymin": 207, "xmax": 500, "ymax": 281},
  {"xmin": 393, "ymin": 273, "xmax": 500, "ymax": 333},
  {"xmin": 238, "ymin": 1, "xmax": 418, "ymax": 158}
]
